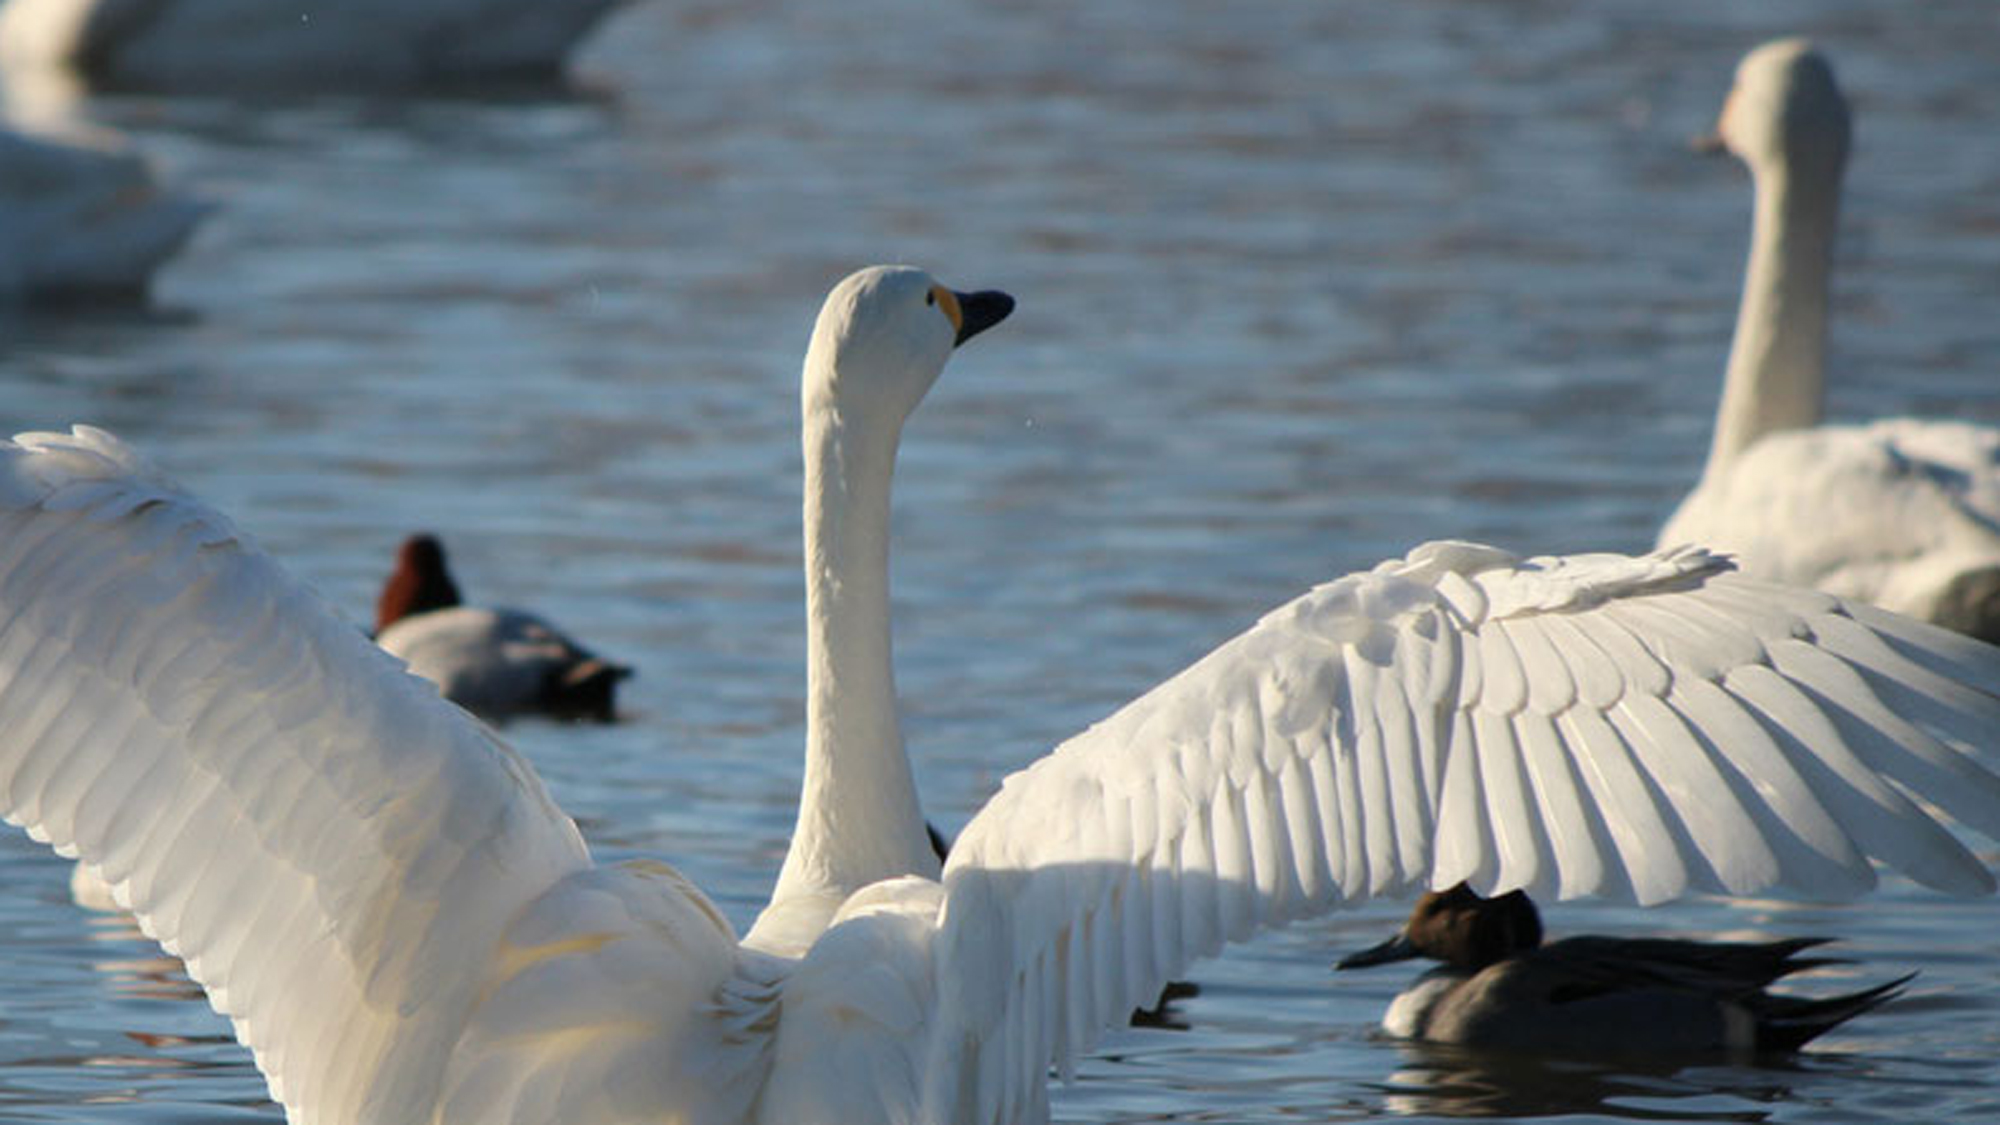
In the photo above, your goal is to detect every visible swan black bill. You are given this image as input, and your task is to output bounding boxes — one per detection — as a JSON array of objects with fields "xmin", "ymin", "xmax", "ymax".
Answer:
[{"xmin": 952, "ymin": 289, "xmax": 1014, "ymax": 346}]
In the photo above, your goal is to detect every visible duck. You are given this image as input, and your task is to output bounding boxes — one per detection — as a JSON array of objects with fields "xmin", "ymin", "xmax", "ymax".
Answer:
[
  {"xmin": 373, "ymin": 533, "xmax": 631, "ymax": 724},
  {"xmin": 3, "ymin": 265, "xmax": 2000, "ymax": 1125},
  {"xmin": 0, "ymin": 0, "xmax": 625, "ymax": 93},
  {"xmin": 0, "ymin": 124, "xmax": 205, "ymax": 301},
  {"xmin": 1657, "ymin": 38, "xmax": 2000, "ymax": 643},
  {"xmin": 1338, "ymin": 883, "xmax": 1910, "ymax": 1057}
]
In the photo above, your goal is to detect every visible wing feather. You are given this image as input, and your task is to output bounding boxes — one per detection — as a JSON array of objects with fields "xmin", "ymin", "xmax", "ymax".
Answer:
[
  {"xmin": 1724, "ymin": 663, "xmax": 1989, "ymax": 893},
  {"xmin": 1431, "ymin": 708, "xmax": 1494, "ymax": 890},
  {"xmin": 0, "ymin": 428, "xmax": 595, "ymax": 1125},
  {"xmin": 1808, "ymin": 609, "xmax": 2000, "ymax": 746},
  {"xmin": 1473, "ymin": 707, "xmax": 1547, "ymax": 895},
  {"xmin": 1769, "ymin": 638, "xmax": 2000, "ymax": 840},
  {"xmin": 1512, "ymin": 709, "xmax": 1607, "ymax": 899},
  {"xmin": 1566, "ymin": 608, "xmax": 1671, "ymax": 697},
  {"xmin": 1501, "ymin": 616, "xmax": 1576, "ymax": 715},
  {"xmin": 1062, "ymin": 912, "xmax": 1090, "ymax": 1074},
  {"xmin": 1305, "ymin": 727, "xmax": 1350, "ymax": 892},
  {"xmin": 1147, "ymin": 818, "xmax": 1180, "ymax": 993},
  {"xmin": 1239, "ymin": 766, "xmax": 1290, "ymax": 914},
  {"xmin": 1210, "ymin": 781, "xmax": 1255, "ymax": 938},
  {"xmin": 1174, "ymin": 799, "xmax": 1220, "ymax": 963},
  {"xmin": 1277, "ymin": 752, "xmax": 1328, "ymax": 904},
  {"xmin": 1120, "ymin": 863, "xmax": 1156, "ymax": 1021},
  {"xmin": 923, "ymin": 543, "xmax": 2000, "ymax": 1122},
  {"xmin": 1845, "ymin": 599, "xmax": 2000, "ymax": 687},
  {"xmin": 1612, "ymin": 693, "xmax": 1778, "ymax": 894},
  {"xmin": 1671, "ymin": 676, "xmax": 1872, "ymax": 896},
  {"xmin": 1331, "ymin": 710, "xmax": 1369, "ymax": 894},
  {"xmin": 1475, "ymin": 619, "xmax": 1528, "ymax": 714},
  {"xmin": 1342, "ymin": 647, "xmax": 1395, "ymax": 893},
  {"xmin": 1371, "ymin": 658, "xmax": 1431, "ymax": 886},
  {"xmin": 1556, "ymin": 707, "xmax": 1684, "ymax": 902}
]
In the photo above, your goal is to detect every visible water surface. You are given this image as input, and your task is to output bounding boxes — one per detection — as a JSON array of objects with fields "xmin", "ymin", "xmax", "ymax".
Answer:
[{"xmin": 1, "ymin": 0, "xmax": 1998, "ymax": 1120}]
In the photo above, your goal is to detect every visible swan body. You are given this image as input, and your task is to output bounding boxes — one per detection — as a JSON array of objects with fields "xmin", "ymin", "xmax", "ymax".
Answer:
[
  {"xmin": 1338, "ymin": 884, "xmax": 1907, "ymax": 1056},
  {"xmin": 1658, "ymin": 39, "xmax": 2000, "ymax": 641},
  {"xmin": 1666, "ymin": 418, "xmax": 2000, "ymax": 636},
  {"xmin": 374, "ymin": 534, "xmax": 631, "ymax": 724},
  {"xmin": 4, "ymin": 267, "xmax": 2000, "ymax": 1124},
  {"xmin": 0, "ymin": 0, "xmax": 624, "ymax": 92},
  {"xmin": 0, "ymin": 125, "xmax": 205, "ymax": 300}
]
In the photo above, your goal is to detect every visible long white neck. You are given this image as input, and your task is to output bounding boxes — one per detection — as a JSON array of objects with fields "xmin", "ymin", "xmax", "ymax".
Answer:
[
  {"xmin": 749, "ymin": 385, "xmax": 937, "ymax": 953},
  {"xmin": 1703, "ymin": 155, "xmax": 1841, "ymax": 478}
]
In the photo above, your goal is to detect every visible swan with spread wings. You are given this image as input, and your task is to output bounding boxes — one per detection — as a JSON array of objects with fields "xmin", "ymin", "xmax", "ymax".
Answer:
[{"xmin": 3, "ymin": 265, "xmax": 2000, "ymax": 1125}]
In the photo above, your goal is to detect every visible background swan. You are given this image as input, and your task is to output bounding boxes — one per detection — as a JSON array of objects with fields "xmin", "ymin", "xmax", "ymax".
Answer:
[
  {"xmin": 0, "ymin": 124, "xmax": 204, "ymax": 301},
  {"xmin": 0, "ymin": 0, "xmax": 624, "ymax": 92},
  {"xmin": 374, "ymin": 533, "xmax": 632, "ymax": 724},
  {"xmin": 3, "ymin": 267, "xmax": 2000, "ymax": 1124},
  {"xmin": 1658, "ymin": 39, "xmax": 2000, "ymax": 642}
]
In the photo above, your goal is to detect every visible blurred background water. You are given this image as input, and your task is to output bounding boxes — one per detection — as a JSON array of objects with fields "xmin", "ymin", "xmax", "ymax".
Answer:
[{"xmin": 0, "ymin": 0, "xmax": 1998, "ymax": 1120}]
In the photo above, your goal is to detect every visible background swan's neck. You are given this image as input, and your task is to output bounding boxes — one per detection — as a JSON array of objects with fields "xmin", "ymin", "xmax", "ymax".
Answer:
[
  {"xmin": 752, "ymin": 398, "xmax": 937, "ymax": 952},
  {"xmin": 1704, "ymin": 161, "xmax": 1840, "ymax": 478}
]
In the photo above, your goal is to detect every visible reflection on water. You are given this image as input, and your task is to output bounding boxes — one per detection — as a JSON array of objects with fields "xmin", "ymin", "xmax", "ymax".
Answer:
[
  {"xmin": 0, "ymin": 0, "xmax": 1998, "ymax": 1121},
  {"xmin": 86, "ymin": 945, "xmax": 204, "ymax": 1006},
  {"xmin": 1375, "ymin": 1043, "xmax": 1801, "ymax": 1120}
]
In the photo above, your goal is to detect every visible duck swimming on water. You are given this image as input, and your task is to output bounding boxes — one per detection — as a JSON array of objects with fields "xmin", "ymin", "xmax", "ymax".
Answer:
[
  {"xmin": 1339, "ymin": 884, "xmax": 1910, "ymax": 1058},
  {"xmin": 373, "ymin": 533, "xmax": 631, "ymax": 724}
]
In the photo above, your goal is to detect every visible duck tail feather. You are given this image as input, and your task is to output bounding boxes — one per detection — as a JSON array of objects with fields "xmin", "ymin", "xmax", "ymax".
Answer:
[{"xmin": 1753, "ymin": 971, "xmax": 1917, "ymax": 1053}]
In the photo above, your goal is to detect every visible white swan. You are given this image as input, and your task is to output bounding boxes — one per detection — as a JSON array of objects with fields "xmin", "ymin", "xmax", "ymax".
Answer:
[
  {"xmin": 0, "ymin": 124, "xmax": 205, "ymax": 300},
  {"xmin": 374, "ymin": 533, "xmax": 631, "ymax": 724},
  {"xmin": 0, "ymin": 0, "xmax": 624, "ymax": 92},
  {"xmin": 1658, "ymin": 38, "xmax": 2000, "ymax": 642},
  {"xmin": 5, "ymin": 266, "xmax": 2000, "ymax": 1125}
]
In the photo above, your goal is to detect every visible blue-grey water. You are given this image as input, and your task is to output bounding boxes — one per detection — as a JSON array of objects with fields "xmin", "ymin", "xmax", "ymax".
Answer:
[{"xmin": 1, "ymin": 0, "xmax": 1998, "ymax": 1121}]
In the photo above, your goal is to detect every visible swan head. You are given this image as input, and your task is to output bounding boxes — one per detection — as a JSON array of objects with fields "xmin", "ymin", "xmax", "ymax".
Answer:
[
  {"xmin": 1704, "ymin": 38, "xmax": 1849, "ymax": 180},
  {"xmin": 802, "ymin": 265, "xmax": 1014, "ymax": 427}
]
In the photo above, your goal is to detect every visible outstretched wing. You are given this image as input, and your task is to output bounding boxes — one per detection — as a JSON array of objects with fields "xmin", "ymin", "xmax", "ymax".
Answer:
[
  {"xmin": 0, "ymin": 427, "xmax": 594, "ymax": 1125},
  {"xmin": 925, "ymin": 540, "xmax": 2000, "ymax": 1124}
]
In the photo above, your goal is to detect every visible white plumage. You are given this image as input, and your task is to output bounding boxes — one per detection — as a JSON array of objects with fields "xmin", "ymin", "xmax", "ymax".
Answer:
[
  {"xmin": 0, "ymin": 125, "xmax": 205, "ymax": 300},
  {"xmin": 1659, "ymin": 39, "xmax": 2000, "ymax": 641},
  {"xmin": 0, "ymin": 0, "xmax": 624, "ymax": 92},
  {"xmin": 3, "ymin": 266, "xmax": 2000, "ymax": 1124}
]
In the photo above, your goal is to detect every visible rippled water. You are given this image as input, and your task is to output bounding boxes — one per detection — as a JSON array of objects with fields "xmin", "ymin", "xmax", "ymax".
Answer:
[{"xmin": 1, "ymin": 0, "xmax": 1998, "ymax": 1120}]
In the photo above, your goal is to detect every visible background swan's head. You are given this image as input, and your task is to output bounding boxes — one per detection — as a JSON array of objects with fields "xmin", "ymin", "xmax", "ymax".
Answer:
[
  {"xmin": 1709, "ymin": 38, "xmax": 1850, "ymax": 179},
  {"xmin": 802, "ymin": 265, "xmax": 1014, "ymax": 426}
]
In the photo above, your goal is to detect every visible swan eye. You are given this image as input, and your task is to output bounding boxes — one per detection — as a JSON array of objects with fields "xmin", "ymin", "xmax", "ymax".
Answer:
[{"xmin": 928, "ymin": 285, "xmax": 963, "ymax": 334}]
